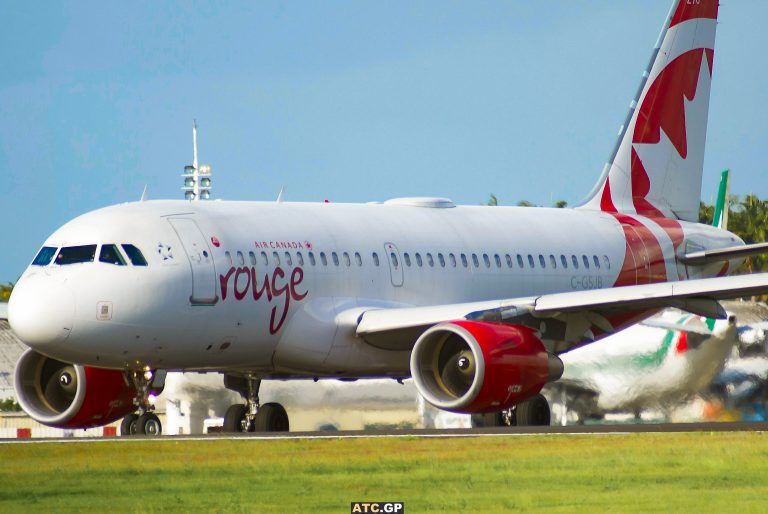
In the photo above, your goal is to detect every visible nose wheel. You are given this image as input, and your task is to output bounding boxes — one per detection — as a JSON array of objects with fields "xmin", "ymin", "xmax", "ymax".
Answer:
[
  {"xmin": 223, "ymin": 374, "xmax": 290, "ymax": 433},
  {"xmin": 120, "ymin": 413, "xmax": 139, "ymax": 436},
  {"xmin": 136, "ymin": 412, "xmax": 162, "ymax": 435}
]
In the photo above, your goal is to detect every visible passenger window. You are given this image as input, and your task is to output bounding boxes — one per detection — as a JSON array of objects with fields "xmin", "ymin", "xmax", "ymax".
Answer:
[
  {"xmin": 285, "ymin": 252, "xmax": 293, "ymax": 266},
  {"xmin": 517, "ymin": 254, "xmax": 524, "ymax": 268},
  {"xmin": 261, "ymin": 251, "xmax": 269, "ymax": 266},
  {"xmin": 582, "ymin": 255, "xmax": 589, "ymax": 269},
  {"xmin": 332, "ymin": 252, "xmax": 339, "ymax": 266},
  {"xmin": 390, "ymin": 253, "xmax": 399, "ymax": 268},
  {"xmin": 55, "ymin": 245, "xmax": 97, "ymax": 265},
  {"xmin": 505, "ymin": 254, "xmax": 513, "ymax": 268},
  {"xmin": 449, "ymin": 253, "xmax": 457, "ymax": 267},
  {"xmin": 309, "ymin": 252, "xmax": 316, "ymax": 266},
  {"xmin": 225, "ymin": 251, "xmax": 233, "ymax": 266},
  {"xmin": 438, "ymin": 253, "xmax": 446, "ymax": 268},
  {"xmin": 249, "ymin": 252, "xmax": 257, "ymax": 266},
  {"xmin": 237, "ymin": 251, "xmax": 245, "ymax": 266},
  {"xmin": 32, "ymin": 246, "xmax": 57, "ymax": 266},
  {"xmin": 99, "ymin": 244, "xmax": 126, "ymax": 265},
  {"xmin": 494, "ymin": 254, "xmax": 501, "ymax": 268},
  {"xmin": 343, "ymin": 252, "xmax": 351, "ymax": 267},
  {"xmin": 549, "ymin": 255, "xmax": 557, "ymax": 269},
  {"xmin": 539, "ymin": 255, "xmax": 546, "ymax": 268},
  {"xmin": 404, "ymin": 253, "xmax": 411, "ymax": 267},
  {"xmin": 561, "ymin": 255, "xmax": 568, "ymax": 269},
  {"xmin": 482, "ymin": 254, "xmax": 490, "ymax": 268},
  {"xmin": 320, "ymin": 252, "xmax": 328, "ymax": 266},
  {"xmin": 273, "ymin": 251, "xmax": 280, "ymax": 265},
  {"xmin": 297, "ymin": 252, "xmax": 304, "ymax": 266},
  {"xmin": 472, "ymin": 254, "xmax": 480, "ymax": 268},
  {"xmin": 603, "ymin": 255, "xmax": 611, "ymax": 270},
  {"xmin": 427, "ymin": 253, "xmax": 434, "ymax": 267},
  {"xmin": 461, "ymin": 254, "xmax": 468, "ymax": 268},
  {"xmin": 571, "ymin": 255, "xmax": 579, "ymax": 269},
  {"xmin": 416, "ymin": 253, "xmax": 423, "ymax": 267},
  {"xmin": 593, "ymin": 255, "xmax": 600, "ymax": 269},
  {"xmin": 372, "ymin": 252, "xmax": 380, "ymax": 266},
  {"xmin": 528, "ymin": 255, "xmax": 535, "ymax": 268},
  {"xmin": 355, "ymin": 252, "xmax": 362, "ymax": 266}
]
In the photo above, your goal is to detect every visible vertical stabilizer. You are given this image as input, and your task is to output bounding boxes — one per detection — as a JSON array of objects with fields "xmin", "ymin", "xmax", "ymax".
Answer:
[
  {"xmin": 580, "ymin": 0, "xmax": 719, "ymax": 222},
  {"xmin": 712, "ymin": 169, "xmax": 730, "ymax": 229}
]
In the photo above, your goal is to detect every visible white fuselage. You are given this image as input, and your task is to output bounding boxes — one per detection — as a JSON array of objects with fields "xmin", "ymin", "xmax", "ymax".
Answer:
[
  {"xmin": 557, "ymin": 312, "xmax": 736, "ymax": 412},
  {"xmin": 9, "ymin": 198, "xmax": 740, "ymax": 378}
]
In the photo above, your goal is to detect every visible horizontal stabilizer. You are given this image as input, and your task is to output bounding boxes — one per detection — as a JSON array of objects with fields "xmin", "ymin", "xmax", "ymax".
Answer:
[{"xmin": 679, "ymin": 242, "xmax": 768, "ymax": 266}]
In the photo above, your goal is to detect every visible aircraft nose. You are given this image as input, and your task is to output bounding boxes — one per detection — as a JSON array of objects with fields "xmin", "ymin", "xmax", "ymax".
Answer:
[{"xmin": 8, "ymin": 273, "xmax": 75, "ymax": 348}]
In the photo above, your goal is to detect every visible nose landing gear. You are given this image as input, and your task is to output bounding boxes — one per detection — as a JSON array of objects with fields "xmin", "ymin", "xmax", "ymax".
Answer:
[
  {"xmin": 119, "ymin": 368, "xmax": 166, "ymax": 437},
  {"xmin": 223, "ymin": 374, "xmax": 289, "ymax": 433}
]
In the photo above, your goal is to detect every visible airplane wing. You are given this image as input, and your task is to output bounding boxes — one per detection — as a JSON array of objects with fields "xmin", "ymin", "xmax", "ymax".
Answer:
[{"xmin": 356, "ymin": 272, "xmax": 768, "ymax": 353}]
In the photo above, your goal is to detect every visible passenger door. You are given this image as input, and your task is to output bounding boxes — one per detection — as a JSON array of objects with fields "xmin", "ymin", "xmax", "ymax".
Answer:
[{"xmin": 168, "ymin": 218, "xmax": 218, "ymax": 304}]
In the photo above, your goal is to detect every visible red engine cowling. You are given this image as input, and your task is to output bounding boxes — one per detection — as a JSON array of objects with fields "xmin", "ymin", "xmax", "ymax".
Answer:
[
  {"xmin": 14, "ymin": 349, "xmax": 138, "ymax": 429},
  {"xmin": 410, "ymin": 321, "xmax": 563, "ymax": 413}
]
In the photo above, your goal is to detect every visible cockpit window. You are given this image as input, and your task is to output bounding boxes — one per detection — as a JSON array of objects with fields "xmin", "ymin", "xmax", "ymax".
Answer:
[
  {"xmin": 99, "ymin": 244, "xmax": 126, "ymax": 266},
  {"xmin": 55, "ymin": 245, "xmax": 97, "ymax": 265},
  {"xmin": 121, "ymin": 244, "xmax": 148, "ymax": 266},
  {"xmin": 32, "ymin": 246, "xmax": 57, "ymax": 266}
]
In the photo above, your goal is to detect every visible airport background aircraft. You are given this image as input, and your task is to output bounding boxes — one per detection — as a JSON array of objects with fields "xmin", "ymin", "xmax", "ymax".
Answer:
[
  {"xmin": 542, "ymin": 311, "xmax": 736, "ymax": 425},
  {"xmin": 9, "ymin": 0, "xmax": 768, "ymax": 435}
]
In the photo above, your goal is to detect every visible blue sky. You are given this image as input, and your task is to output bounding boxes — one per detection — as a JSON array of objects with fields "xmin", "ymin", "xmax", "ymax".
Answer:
[{"xmin": 2, "ymin": 1, "xmax": 767, "ymax": 284}]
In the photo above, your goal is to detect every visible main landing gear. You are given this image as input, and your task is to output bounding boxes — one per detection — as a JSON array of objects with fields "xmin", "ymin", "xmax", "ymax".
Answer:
[
  {"xmin": 223, "ymin": 374, "xmax": 289, "ymax": 433},
  {"xmin": 119, "ymin": 368, "xmax": 166, "ymax": 437},
  {"xmin": 471, "ymin": 394, "xmax": 551, "ymax": 428}
]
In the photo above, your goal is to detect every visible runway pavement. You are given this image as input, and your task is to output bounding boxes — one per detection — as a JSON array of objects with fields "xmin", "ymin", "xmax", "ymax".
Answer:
[{"xmin": 2, "ymin": 421, "xmax": 766, "ymax": 444}]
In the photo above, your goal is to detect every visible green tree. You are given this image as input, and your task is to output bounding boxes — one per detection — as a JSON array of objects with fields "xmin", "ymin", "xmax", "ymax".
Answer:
[
  {"xmin": 699, "ymin": 193, "xmax": 768, "ymax": 273},
  {"xmin": 0, "ymin": 398, "xmax": 21, "ymax": 412},
  {"xmin": 0, "ymin": 283, "xmax": 12, "ymax": 302},
  {"xmin": 732, "ymin": 194, "xmax": 768, "ymax": 272}
]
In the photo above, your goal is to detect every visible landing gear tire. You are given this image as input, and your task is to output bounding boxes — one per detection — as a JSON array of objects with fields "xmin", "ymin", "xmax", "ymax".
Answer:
[
  {"xmin": 136, "ymin": 412, "xmax": 162, "ymax": 436},
  {"xmin": 120, "ymin": 413, "xmax": 139, "ymax": 436},
  {"xmin": 471, "ymin": 410, "xmax": 515, "ymax": 428},
  {"xmin": 515, "ymin": 394, "xmax": 551, "ymax": 426},
  {"xmin": 224, "ymin": 403, "xmax": 250, "ymax": 433},
  {"xmin": 254, "ymin": 402, "xmax": 289, "ymax": 432}
]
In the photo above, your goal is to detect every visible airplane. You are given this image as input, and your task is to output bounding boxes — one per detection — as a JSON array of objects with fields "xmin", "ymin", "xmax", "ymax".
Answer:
[
  {"xmin": 541, "ymin": 311, "xmax": 737, "ymax": 425},
  {"xmin": 9, "ymin": 0, "xmax": 768, "ymax": 436}
]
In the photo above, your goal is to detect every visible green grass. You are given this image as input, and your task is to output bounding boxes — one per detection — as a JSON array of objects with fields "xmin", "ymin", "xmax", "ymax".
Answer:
[{"xmin": 1, "ymin": 432, "xmax": 768, "ymax": 513}]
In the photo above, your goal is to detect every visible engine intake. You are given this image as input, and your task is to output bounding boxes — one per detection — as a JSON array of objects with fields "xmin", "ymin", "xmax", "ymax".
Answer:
[
  {"xmin": 410, "ymin": 321, "xmax": 562, "ymax": 413},
  {"xmin": 14, "ymin": 349, "xmax": 138, "ymax": 429}
]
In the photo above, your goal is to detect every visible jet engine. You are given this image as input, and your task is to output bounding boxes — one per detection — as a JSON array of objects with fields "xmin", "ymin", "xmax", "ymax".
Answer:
[
  {"xmin": 410, "ymin": 321, "xmax": 563, "ymax": 413},
  {"xmin": 14, "ymin": 349, "xmax": 138, "ymax": 429}
]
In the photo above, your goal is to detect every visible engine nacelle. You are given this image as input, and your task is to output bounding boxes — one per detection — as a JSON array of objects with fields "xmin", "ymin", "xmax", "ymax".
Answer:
[
  {"xmin": 410, "ymin": 321, "xmax": 563, "ymax": 413},
  {"xmin": 14, "ymin": 349, "xmax": 138, "ymax": 429}
]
